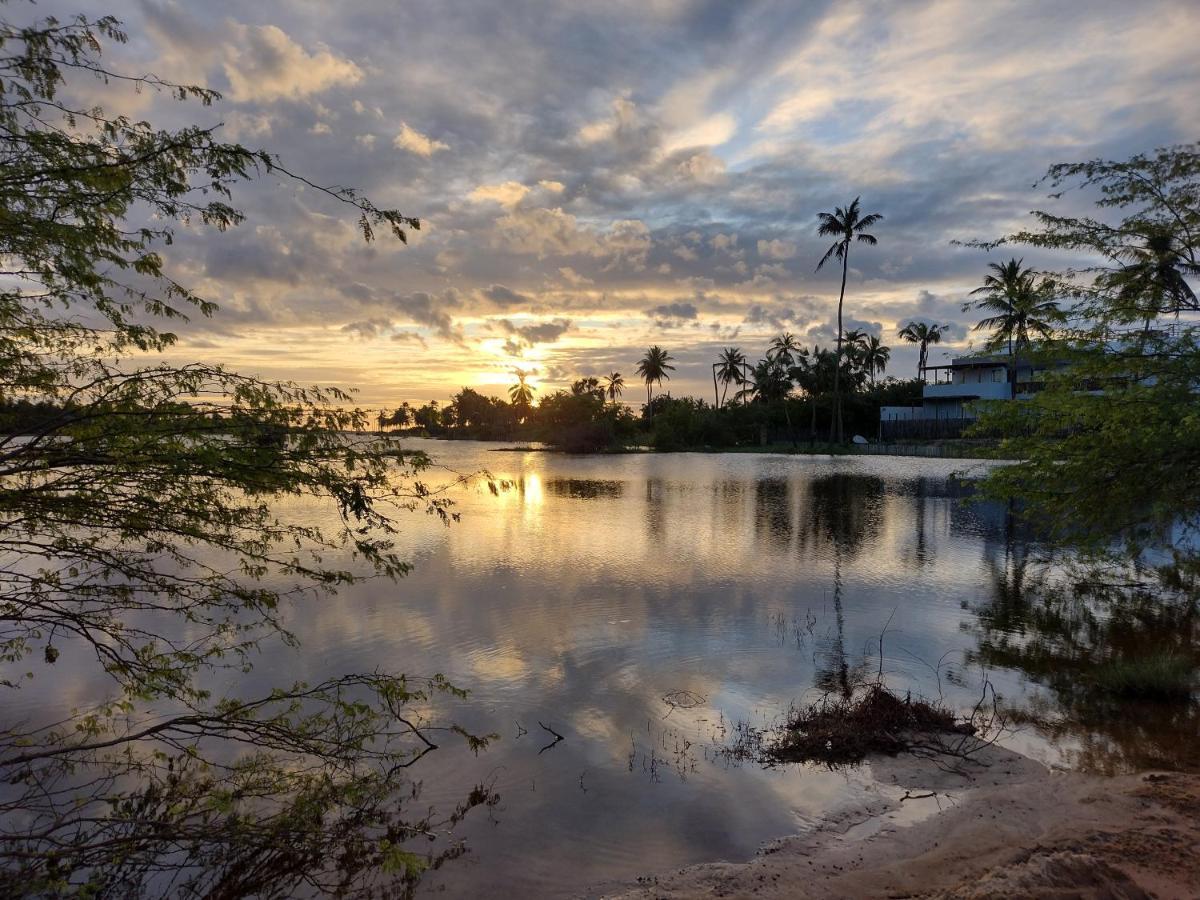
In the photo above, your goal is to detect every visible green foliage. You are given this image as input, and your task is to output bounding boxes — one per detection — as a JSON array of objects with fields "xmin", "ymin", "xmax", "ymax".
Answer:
[
  {"xmin": 1091, "ymin": 653, "xmax": 1196, "ymax": 699},
  {"xmin": 0, "ymin": 11, "xmax": 493, "ymax": 895},
  {"xmin": 967, "ymin": 145, "xmax": 1200, "ymax": 566}
]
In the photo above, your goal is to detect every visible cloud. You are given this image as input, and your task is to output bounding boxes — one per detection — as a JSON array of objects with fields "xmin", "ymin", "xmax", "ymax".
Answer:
[
  {"xmin": 557, "ymin": 266, "xmax": 594, "ymax": 286},
  {"xmin": 393, "ymin": 122, "xmax": 449, "ymax": 156},
  {"xmin": 757, "ymin": 238, "xmax": 798, "ymax": 260},
  {"xmin": 497, "ymin": 317, "xmax": 572, "ymax": 355},
  {"xmin": 743, "ymin": 303, "xmax": 796, "ymax": 331},
  {"xmin": 492, "ymin": 208, "xmax": 651, "ymax": 270},
  {"xmin": 391, "ymin": 291, "xmax": 464, "ymax": 345},
  {"xmin": 341, "ymin": 318, "xmax": 392, "ymax": 340},
  {"xmin": 480, "ymin": 284, "xmax": 530, "ymax": 307},
  {"xmin": 469, "ymin": 181, "xmax": 530, "ymax": 207},
  {"xmin": 646, "ymin": 301, "xmax": 699, "ymax": 327},
  {"xmin": 222, "ymin": 23, "xmax": 362, "ymax": 102},
  {"xmin": 116, "ymin": 0, "xmax": 1197, "ymax": 405}
]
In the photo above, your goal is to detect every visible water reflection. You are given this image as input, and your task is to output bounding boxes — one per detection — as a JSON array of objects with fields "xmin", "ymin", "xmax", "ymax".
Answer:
[
  {"xmin": 544, "ymin": 478, "xmax": 624, "ymax": 500},
  {"xmin": 967, "ymin": 549, "xmax": 1200, "ymax": 773},
  {"xmin": 13, "ymin": 441, "xmax": 1192, "ymax": 896}
]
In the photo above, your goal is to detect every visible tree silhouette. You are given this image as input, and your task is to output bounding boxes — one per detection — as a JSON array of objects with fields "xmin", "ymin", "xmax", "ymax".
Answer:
[
  {"xmin": 713, "ymin": 347, "xmax": 746, "ymax": 407},
  {"xmin": 860, "ymin": 334, "xmax": 890, "ymax": 388},
  {"xmin": 1102, "ymin": 224, "xmax": 1200, "ymax": 329},
  {"xmin": 966, "ymin": 258, "xmax": 1061, "ymax": 397},
  {"xmin": 897, "ymin": 320, "xmax": 947, "ymax": 377},
  {"xmin": 636, "ymin": 345, "xmax": 675, "ymax": 406},
  {"xmin": 816, "ymin": 197, "xmax": 882, "ymax": 441},
  {"xmin": 603, "ymin": 371, "xmax": 625, "ymax": 403},
  {"xmin": 508, "ymin": 369, "xmax": 535, "ymax": 421}
]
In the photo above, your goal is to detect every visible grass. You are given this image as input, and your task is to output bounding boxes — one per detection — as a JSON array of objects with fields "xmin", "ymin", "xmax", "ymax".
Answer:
[{"xmin": 1090, "ymin": 653, "xmax": 1197, "ymax": 699}]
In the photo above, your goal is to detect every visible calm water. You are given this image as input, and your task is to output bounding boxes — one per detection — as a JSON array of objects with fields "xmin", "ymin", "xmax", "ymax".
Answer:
[
  {"xmin": 283, "ymin": 442, "xmax": 1048, "ymax": 896},
  {"xmin": 12, "ymin": 440, "xmax": 1189, "ymax": 896}
]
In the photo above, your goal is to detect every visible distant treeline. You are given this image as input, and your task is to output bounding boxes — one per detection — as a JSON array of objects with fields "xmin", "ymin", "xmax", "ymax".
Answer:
[{"xmin": 377, "ymin": 333, "xmax": 923, "ymax": 451}]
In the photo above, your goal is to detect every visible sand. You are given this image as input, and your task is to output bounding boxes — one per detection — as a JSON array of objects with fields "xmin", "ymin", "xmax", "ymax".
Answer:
[{"xmin": 595, "ymin": 744, "xmax": 1200, "ymax": 899}]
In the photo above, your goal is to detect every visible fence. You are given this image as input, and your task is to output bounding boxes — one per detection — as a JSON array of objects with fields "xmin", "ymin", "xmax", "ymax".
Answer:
[{"xmin": 879, "ymin": 417, "xmax": 978, "ymax": 441}]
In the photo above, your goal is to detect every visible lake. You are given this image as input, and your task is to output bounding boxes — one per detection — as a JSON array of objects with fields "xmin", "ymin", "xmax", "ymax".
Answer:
[
  {"xmin": 277, "ymin": 441, "xmax": 1050, "ymax": 896},
  {"xmin": 10, "ymin": 439, "xmax": 1188, "ymax": 896}
]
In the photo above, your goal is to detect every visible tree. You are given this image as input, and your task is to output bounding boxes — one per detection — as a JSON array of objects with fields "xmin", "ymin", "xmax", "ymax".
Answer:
[
  {"xmin": 964, "ymin": 144, "xmax": 1200, "ymax": 571},
  {"xmin": 603, "ymin": 371, "xmax": 625, "ymax": 403},
  {"xmin": 713, "ymin": 347, "xmax": 746, "ymax": 407},
  {"xmin": 967, "ymin": 259, "xmax": 1060, "ymax": 354},
  {"xmin": 1101, "ymin": 223, "xmax": 1199, "ymax": 329},
  {"xmin": 571, "ymin": 375, "xmax": 605, "ymax": 400},
  {"xmin": 768, "ymin": 332, "xmax": 802, "ymax": 367},
  {"xmin": 859, "ymin": 334, "xmax": 891, "ymax": 388},
  {"xmin": 388, "ymin": 402, "xmax": 413, "ymax": 429},
  {"xmin": 791, "ymin": 345, "xmax": 839, "ymax": 436},
  {"xmin": 509, "ymin": 368, "xmax": 535, "ymax": 414},
  {"xmin": 897, "ymin": 321, "xmax": 947, "ymax": 377},
  {"xmin": 635, "ymin": 345, "xmax": 675, "ymax": 407},
  {"xmin": 965, "ymin": 258, "xmax": 1061, "ymax": 397},
  {"xmin": 0, "ymin": 13, "xmax": 494, "ymax": 895},
  {"xmin": 816, "ymin": 197, "xmax": 882, "ymax": 441}
]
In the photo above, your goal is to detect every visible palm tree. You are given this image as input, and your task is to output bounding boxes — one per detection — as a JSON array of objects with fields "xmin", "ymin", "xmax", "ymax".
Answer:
[
  {"xmin": 967, "ymin": 258, "xmax": 1061, "ymax": 398},
  {"xmin": 860, "ymin": 335, "xmax": 890, "ymax": 388},
  {"xmin": 636, "ymin": 345, "xmax": 675, "ymax": 406},
  {"xmin": 736, "ymin": 357, "xmax": 791, "ymax": 404},
  {"xmin": 967, "ymin": 259, "xmax": 1058, "ymax": 353},
  {"xmin": 816, "ymin": 197, "xmax": 882, "ymax": 441},
  {"xmin": 713, "ymin": 347, "xmax": 746, "ymax": 407},
  {"xmin": 508, "ymin": 368, "xmax": 535, "ymax": 409},
  {"xmin": 897, "ymin": 321, "xmax": 947, "ymax": 378},
  {"xmin": 768, "ymin": 332, "xmax": 802, "ymax": 366},
  {"xmin": 1105, "ymin": 224, "xmax": 1200, "ymax": 328},
  {"xmin": 603, "ymin": 371, "xmax": 625, "ymax": 403},
  {"xmin": 842, "ymin": 328, "xmax": 868, "ymax": 358}
]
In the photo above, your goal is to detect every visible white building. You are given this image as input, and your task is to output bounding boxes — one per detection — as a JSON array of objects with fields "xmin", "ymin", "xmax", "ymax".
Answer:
[{"xmin": 880, "ymin": 354, "xmax": 1063, "ymax": 435}]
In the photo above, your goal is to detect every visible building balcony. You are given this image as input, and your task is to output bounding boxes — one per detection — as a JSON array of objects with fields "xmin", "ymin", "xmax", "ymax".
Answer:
[{"xmin": 922, "ymin": 380, "xmax": 1011, "ymax": 402}]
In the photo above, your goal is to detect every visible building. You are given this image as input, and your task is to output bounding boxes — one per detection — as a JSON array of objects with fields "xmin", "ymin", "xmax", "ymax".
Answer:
[{"xmin": 880, "ymin": 354, "xmax": 1062, "ymax": 439}]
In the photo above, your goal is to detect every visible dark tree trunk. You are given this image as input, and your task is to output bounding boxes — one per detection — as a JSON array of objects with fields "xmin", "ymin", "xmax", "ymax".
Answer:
[{"xmin": 829, "ymin": 247, "xmax": 849, "ymax": 442}]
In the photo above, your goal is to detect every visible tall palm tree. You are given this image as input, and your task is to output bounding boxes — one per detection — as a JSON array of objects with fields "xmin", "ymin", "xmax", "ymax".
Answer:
[
  {"xmin": 508, "ymin": 368, "xmax": 535, "ymax": 408},
  {"xmin": 816, "ymin": 197, "xmax": 882, "ymax": 441},
  {"xmin": 636, "ymin": 345, "xmax": 675, "ymax": 406},
  {"xmin": 603, "ymin": 371, "xmax": 625, "ymax": 403},
  {"xmin": 967, "ymin": 258, "xmax": 1061, "ymax": 398},
  {"xmin": 897, "ymin": 321, "xmax": 947, "ymax": 378},
  {"xmin": 860, "ymin": 335, "xmax": 890, "ymax": 388},
  {"xmin": 714, "ymin": 347, "xmax": 746, "ymax": 407}
]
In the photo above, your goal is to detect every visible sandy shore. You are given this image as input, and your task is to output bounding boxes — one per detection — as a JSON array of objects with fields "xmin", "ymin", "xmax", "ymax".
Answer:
[{"xmin": 595, "ymin": 743, "xmax": 1200, "ymax": 899}]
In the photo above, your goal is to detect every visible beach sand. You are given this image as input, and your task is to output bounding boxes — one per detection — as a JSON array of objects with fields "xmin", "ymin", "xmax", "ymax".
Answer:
[{"xmin": 596, "ymin": 744, "xmax": 1200, "ymax": 899}]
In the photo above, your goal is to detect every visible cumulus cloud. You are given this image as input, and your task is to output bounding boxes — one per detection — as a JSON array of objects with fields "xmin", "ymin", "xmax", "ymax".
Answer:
[
  {"xmin": 757, "ymin": 239, "xmax": 798, "ymax": 260},
  {"xmin": 112, "ymin": 0, "xmax": 1196, "ymax": 405},
  {"xmin": 492, "ymin": 208, "xmax": 652, "ymax": 270},
  {"xmin": 646, "ymin": 301, "xmax": 699, "ymax": 327},
  {"xmin": 393, "ymin": 122, "xmax": 449, "ymax": 156},
  {"xmin": 497, "ymin": 317, "xmax": 572, "ymax": 355},
  {"xmin": 391, "ymin": 291, "xmax": 464, "ymax": 345},
  {"xmin": 480, "ymin": 284, "xmax": 530, "ymax": 307},
  {"xmin": 469, "ymin": 181, "xmax": 530, "ymax": 207},
  {"xmin": 222, "ymin": 23, "xmax": 362, "ymax": 102}
]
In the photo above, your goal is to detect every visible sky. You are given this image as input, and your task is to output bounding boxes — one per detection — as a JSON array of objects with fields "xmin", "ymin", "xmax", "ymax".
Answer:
[{"xmin": 25, "ymin": 0, "xmax": 1200, "ymax": 407}]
